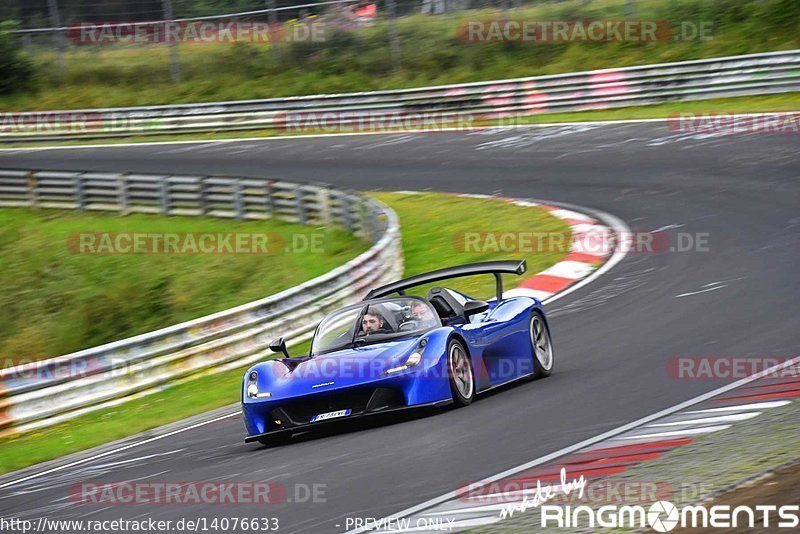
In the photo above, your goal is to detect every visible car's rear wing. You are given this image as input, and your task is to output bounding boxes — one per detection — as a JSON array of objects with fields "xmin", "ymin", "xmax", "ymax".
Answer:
[{"xmin": 364, "ymin": 259, "xmax": 527, "ymax": 302}]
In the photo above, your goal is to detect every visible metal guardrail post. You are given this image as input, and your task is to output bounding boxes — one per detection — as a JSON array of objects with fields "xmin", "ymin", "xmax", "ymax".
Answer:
[
  {"xmin": 265, "ymin": 180, "xmax": 276, "ymax": 219},
  {"xmin": 47, "ymin": 0, "xmax": 66, "ymax": 83},
  {"xmin": 26, "ymin": 171, "xmax": 38, "ymax": 209},
  {"xmin": 295, "ymin": 184, "xmax": 308, "ymax": 225},
  {"xmin": 386, "ymin": 0, "xmax": 401, "ymax": 71},
  {"xmin": 199, "ymin": 176, "xmax": 208, "ymax": 215},
  {"xmin": 267, "ymin": 0, "xmax": 281, "ymax": 64},
  {"xmin": 159, "ymin": 178, "xmax": 171, "ymax": 215},
  {"xmin": 234, "ymin": 180, "xmax": 245, "ymax": 220},
  {"xmin": 342, "ymin": 192, "xmax": 355, "ymax": 234},
  {"xmin": 357, "ymin": 196, "xmax": 371, "ymax": 241},
  {"xmin": 75, "ymin": 173, "xmax": 86, "ymax": 211},
  {"xmin": 162, "ymin": 0, "xmax": 180, "ymax": 83},
  {"xmin": 368, "ymin": 204, "xmax": 382, "ymax": 244},
  {"xmin": 317, "ymin": 187, "xmax": 332, "ymax": 227},
  {"xmin": 118, "ymin": 173, "xmax": 129, "ymax": 215}
]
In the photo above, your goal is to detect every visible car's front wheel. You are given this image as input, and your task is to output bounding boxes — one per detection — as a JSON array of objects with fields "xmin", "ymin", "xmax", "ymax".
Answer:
[{"xmin": 447, "ymin": 339, "xmax": 474, "ymax": 406}]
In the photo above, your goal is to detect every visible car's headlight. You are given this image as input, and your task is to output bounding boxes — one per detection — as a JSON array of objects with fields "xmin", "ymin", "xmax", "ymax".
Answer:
[
  {"xmin": 246, "ymin": 371, "xmax": 271, "ymax": 399},
  {"xmin": 385, "ymin": 350, "xmax": 423, "ymax": 375}
]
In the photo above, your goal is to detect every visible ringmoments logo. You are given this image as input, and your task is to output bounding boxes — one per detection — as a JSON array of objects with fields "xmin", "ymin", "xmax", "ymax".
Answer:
[
  {"xmin": 648, "ymin": 501, "xmax": 679, "ymax": 532},
  {"xmin": 540, "ymin": 501, "xmax": 800, "ymax": 530}
]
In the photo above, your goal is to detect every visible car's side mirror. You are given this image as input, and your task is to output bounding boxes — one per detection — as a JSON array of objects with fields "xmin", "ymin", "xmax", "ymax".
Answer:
[
  {"xmin": 464, "ymin": 300, "xmax": 489, "ymax": 320},
  {"xmin": 269, "ymin": 337, "xmax": 290, "ymax": 358}
]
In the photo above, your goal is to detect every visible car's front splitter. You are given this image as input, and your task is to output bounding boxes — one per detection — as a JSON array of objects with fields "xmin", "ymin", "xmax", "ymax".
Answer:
[{"xmin": 244, "ymin": 399, "xmax": 452, "ymax": 443}]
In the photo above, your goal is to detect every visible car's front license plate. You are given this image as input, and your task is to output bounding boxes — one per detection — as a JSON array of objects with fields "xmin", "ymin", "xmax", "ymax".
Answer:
[{"xmin": 310, "ymin": 409, "xmax": 351, "ymax": 423}]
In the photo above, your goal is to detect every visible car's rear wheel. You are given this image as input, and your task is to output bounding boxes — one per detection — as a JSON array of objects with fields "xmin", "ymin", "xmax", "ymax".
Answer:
[
  {"xmin": 448, "ymin": 339, "xmax": 474, "ymax": 406},
  {"xmin": 527, "ymin": 311, "xmax": 554, "ymax": 380}
]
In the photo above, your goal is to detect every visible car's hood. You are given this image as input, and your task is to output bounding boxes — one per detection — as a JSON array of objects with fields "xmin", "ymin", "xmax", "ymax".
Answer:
[{"xmin": 257, "ymin": 337, "xmax": 420, "ymax": 395}]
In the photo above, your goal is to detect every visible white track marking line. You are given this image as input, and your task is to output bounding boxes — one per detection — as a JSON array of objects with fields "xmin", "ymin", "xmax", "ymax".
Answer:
[
  {"xmin": 675, "ymin": 285, "xmax": 728, "ymax": 298},
  {"xmin": 651, "ymin": 224, "xmax": 685, "ymax": 232},
  {"xmin": 424, "ymin": 503, "xmax": 516, "ymax": 515},
  {"xmin": 468, "ymin": 483, "xmax": 572, "ymax": 503},
  {"xmin": 645, "ymin": 412, "xmax": 760, "ymax": 427},
  {"xmin": 0, "ymin": 411, "xmax": 239, "ymax": 490},
  {"xmin": 619, "ymin": 424, "xmax": 732, "ymax": 440},
  {"xmin": 346, "ymin": 354, "xmax": 800, "ymax": 533},
  {"xmin": 684, "ymin": 400, "xmax": 791, "ymax": 414},
  {"xmin": 429, "ymin": 482, "xmax": 578, "ymax": 511}
]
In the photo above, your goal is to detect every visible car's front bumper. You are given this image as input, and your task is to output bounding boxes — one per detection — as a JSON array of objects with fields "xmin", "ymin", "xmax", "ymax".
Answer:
[
  {"xmin": 244, "ymin": 398, "xmax": 452, "ymax": 443},
  {"xmin": 242, "ymin": 356, "xmax": 454, "ymax": 438}
]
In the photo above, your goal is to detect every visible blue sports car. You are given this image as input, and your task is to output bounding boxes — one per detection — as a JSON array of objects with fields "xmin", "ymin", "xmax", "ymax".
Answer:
[{"xmin": 242, "ymin": 260, "xmax": 554, "ymax": 444}]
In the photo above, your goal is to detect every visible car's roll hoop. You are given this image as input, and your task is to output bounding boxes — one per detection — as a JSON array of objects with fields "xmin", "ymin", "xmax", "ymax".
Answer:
[{"xmin": 364, "ymin": 259, "xmax": 527, "ymax": 303}]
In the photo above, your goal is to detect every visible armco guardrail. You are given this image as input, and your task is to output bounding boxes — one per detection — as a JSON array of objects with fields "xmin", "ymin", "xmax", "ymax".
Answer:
[
  {"xmin": 0, "ymin": 169, "xmax": 402, "ymax": 436},
  {"xmin": 2, "ymin": 49, "xmax": 799, "ymax": 142}
]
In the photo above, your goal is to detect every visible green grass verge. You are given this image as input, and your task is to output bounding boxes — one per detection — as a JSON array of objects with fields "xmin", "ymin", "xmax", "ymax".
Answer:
[
  {"xmin": 1, "ymin": 0, "xmax": 798, "ymax": 110},
  {"xmin": 0, "ymin": 192, "xmax": 570, "ymax": 475},
  {"xmin": 0, "ymin": 209, "xmax": 367, "ymax": 362},
  {"xmin": 3, "ymin": 92, "xmax": 798, "ymax": 149},
  {"xmin": 372, "ymin": 192, "xmax": 571, "ymax": 300}
]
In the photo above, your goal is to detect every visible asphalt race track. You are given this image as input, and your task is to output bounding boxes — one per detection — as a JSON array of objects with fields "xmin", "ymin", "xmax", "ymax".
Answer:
[{"xmin": 1, "ymin": 123, "xmax": 799, "ymax": 533}]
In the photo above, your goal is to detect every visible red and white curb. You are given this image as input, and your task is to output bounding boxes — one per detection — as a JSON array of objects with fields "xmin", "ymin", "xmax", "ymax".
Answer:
[
  {"xmin": 504, "ymin": 202, "xmax": 611, "ymax": 303},
  {"xmin": 394, "ymin": 191, "xmax": 618, "ymax": 303},
  {"xmin": 348, "ymin": 357, "xmax": 800, "ymax": 533}
]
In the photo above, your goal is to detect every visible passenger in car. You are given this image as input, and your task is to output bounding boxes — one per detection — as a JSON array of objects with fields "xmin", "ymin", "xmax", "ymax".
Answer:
[{"xmin": 411, "ymin": 301, "xmax": 435, "ymax": 322}]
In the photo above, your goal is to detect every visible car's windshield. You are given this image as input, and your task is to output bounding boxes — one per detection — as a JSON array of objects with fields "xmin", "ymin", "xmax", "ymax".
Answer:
[{"xmin": 311, "ymin": 297, "xmax": 440, "ymax": 355}]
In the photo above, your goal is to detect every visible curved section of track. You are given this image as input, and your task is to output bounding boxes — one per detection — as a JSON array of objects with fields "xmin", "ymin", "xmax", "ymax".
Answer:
[{"xmin": 1, "ymin": 123, "xmax": 798, "ymax": 533}]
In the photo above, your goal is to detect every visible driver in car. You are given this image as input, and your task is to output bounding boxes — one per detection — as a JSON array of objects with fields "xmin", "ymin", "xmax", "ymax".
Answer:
[{"xmin": 361, "ymin": 311, "xmax": 393, "ymax": 335}]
